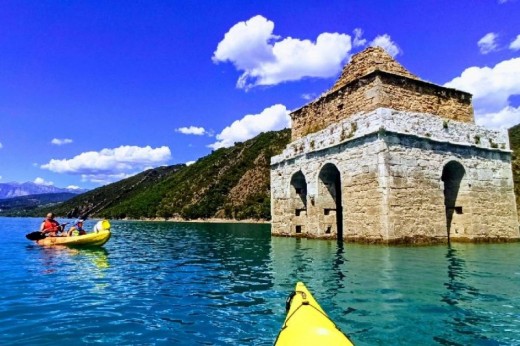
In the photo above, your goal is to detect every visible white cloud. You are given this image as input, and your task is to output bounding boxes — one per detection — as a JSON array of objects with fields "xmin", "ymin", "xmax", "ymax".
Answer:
[
  {"xmin": 41, "ymin": 145, "xmax": 171, "ymax": 184},
  {"xmin": 353, "ymin": 28, "xmax": 367, "ymax": 47},
  {"xmin": 301, "ymin": 93, "xmax": 317, "ymax": 101},
  {"xmin": 66, "ymin": 185, "xmax": 81, "ymax": 190},
  {"xmin": 445, "ymin": 57, "xmax": 520, "ymax": 109},
  {"xmin": 213, "ymin": 15, "xmax": 352, "ymax": 89},
  {"xmin": 476, "ymin": 106, "xmax": 520, "ymax": 129},
  {"xmin": 478, "ymin": 33, "xmax": 499, "ymax": 54},
  {"xmin": 370, "ymin": 34, "xmax": 400, "ymax": 57},
  {"xmin": 0, "ymin": 176, "xmax": 2, "ymax": 180},
  {"xmin": 34, "ymin": 177, "xmax": 54, "ymax": 186},
  {"xmin": 445, "ymin": 57, "xmax": 520, "ymax": 129},
  {"xmin": 81, "ymin": 172, "xmax": 135, "ymax": 185},
  {"xmin": 510, "ymin": 34, "xmax": 520, "ymax": 51},
  {"xmin": 185, "ymin": 160, "xmax": 196, "ymax": 166},
  {"xmin": 175, "ymin": 126, "xmax": 207, "ymax": 136},
  {"xmin": 209, "ymin": 104, "xmax": 291, "ymax": 149},
  {"xmin": 51, "ymin": 138, "xmax": 73, "ymax": 146}
]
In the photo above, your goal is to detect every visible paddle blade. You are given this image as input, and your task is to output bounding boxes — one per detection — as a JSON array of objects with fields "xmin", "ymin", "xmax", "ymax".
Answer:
[{"xmin": 26, "ymin": 231, "xmax": 46, "ymax": 241}]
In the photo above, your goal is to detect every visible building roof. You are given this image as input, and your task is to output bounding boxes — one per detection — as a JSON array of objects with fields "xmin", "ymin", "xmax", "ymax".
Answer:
[{"xmin": 329, "ymin": 46, "xmax": 419, "ymax": 93}]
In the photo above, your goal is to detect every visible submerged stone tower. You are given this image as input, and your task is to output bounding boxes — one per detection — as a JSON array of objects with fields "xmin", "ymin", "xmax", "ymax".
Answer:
[{"xmin": 270, "ymin": 47, "xmax": 519, "ymax": 243}]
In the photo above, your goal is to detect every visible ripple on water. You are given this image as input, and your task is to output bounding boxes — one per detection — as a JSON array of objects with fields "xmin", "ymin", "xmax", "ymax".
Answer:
[{"xmin": 1, "ymin": 219, "xmax": 520, "ymax": 345}]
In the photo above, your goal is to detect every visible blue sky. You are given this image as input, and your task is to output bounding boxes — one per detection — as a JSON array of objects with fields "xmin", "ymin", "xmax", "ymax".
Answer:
[{"xmin": 1, "ymin": 0, "xmax": 519, "ymax": 189}]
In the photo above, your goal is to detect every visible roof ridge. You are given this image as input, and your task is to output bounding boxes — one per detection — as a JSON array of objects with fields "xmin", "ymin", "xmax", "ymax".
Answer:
[{"xmin": 329, "ymin": 46, "xmax": 418, "ymax": 93}]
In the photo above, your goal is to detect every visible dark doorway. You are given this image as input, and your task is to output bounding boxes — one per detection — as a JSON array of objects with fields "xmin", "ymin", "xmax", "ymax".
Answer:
[
  {"xmin": 318, "ymin": 163, "xmax": 343, "ymax": 239},
  {"xmin": 441, "ymin": 161, "xmax": 466, "ymax": 241},
  {"xmin": 290, "ymin": 171, "xmax": 307, "ymax": 211},
  {"xmin": 290, "ymin": 171, "xmax": 307, "ymax": 234}
]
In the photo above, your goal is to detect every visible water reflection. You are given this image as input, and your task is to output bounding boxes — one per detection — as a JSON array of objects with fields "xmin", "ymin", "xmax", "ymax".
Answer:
[
  {"xmin": 33, "ymin": 246, "xmax": 110, "ymax": 273},
  {"xmin": 332, "ymin": 241, "xmax": 347, "ymax": 288},
  {"xmin": 436, "ymin": 245, "xmax": 495, "ymax": 345}
]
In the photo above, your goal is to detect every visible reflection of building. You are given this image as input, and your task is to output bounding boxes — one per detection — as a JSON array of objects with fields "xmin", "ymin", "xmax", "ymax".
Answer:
[{"xmin": 270, "ymin": 47, "xmax": 519, "ymax": 243}]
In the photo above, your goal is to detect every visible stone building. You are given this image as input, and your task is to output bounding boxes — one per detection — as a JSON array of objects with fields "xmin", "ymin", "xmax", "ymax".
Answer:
[{"xmin": 270, "ymin": 47, "xmax": 519, "ymax": 243}]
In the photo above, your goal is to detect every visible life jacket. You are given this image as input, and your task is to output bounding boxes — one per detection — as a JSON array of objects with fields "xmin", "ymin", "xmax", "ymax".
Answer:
[{"xmin": 43, "ymin": 219, "xmax": 60, "ymax": 232}]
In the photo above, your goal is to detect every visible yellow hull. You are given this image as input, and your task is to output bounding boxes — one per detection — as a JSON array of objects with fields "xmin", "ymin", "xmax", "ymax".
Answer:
[
  {"xmin": 36, "ymin": 230, "xmax": 111, "ymax": 247},
  {"xmin": 275, "ymin": 282, "xmax": 354, "ymax": 346}
]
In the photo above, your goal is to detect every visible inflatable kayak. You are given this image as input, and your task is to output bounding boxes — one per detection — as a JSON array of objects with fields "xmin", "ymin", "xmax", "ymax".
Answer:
[
  {"xmin": 36, "ymin": 229, "xmax": 111, "ymax": 247},
  {"xmin": 274, "ymin": 282, "xmax": 354, "ymax": 346},
  {"xmin": 29, "ymin": 220, "xmax": 111, "ymax": 248}
]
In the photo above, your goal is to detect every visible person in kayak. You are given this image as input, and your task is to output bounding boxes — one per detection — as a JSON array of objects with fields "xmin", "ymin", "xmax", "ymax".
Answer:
[
  {"xmin": 67, "ymin": 219, "xmax": 86, "ymax": 237},
  {"xmin": 40, "ymin": 213, "xmax": 63, "ymax": 236}
]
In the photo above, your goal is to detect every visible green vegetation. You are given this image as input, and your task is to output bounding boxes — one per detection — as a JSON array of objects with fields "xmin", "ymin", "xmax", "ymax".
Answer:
[
  {"xmin": 4, "ymin": 129, "xmax": 290, "ymax": 221},
  {"xmin": 0, "ymin": 193, "xmax": 77, "ymax": 214},
  {"xmin": 4, "ymin": 124, "xmax": 518, "ymax": 222}
]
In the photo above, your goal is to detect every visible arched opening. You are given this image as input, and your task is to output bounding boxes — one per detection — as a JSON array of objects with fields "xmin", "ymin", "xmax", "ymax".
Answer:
[
  {"xmin": 318, "ymin": 163, "xmax": 343, "ymax": 239},
  {"xmin": 441, "ymin": 161, "xmax": 466, "ymax": 241},
  {"xmin": 290, "ymin": 171, "xmax": 307, "ymax": 234}
]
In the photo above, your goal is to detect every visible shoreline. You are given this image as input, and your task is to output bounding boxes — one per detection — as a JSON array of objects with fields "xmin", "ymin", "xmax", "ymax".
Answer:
[{"xmin": 119, "ymin": 217, "xmax": 270, "ymax": 225}]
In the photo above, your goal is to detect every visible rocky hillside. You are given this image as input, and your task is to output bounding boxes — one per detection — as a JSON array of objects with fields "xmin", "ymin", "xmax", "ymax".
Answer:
[
  {"xmin": 509, "ymin": 123, "xmax": 520, "ymax": 218},
  {"xmin": 6, "ymin": 125, "xmax": 517, "ymax": 222},
  {"xmin": 10, "ymin": 129, "xmax": 290, "ymax": 221}
]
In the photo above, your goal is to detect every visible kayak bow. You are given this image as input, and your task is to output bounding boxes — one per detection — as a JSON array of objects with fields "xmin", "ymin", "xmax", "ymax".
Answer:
[{"xmin": 274, "ymin": 282, "xmax": 354, "ymax": 346}]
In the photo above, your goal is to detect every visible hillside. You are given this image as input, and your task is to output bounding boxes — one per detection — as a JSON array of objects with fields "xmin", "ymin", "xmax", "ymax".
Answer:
[
  {"xmin": 0, "ymin": 193, "xmax": 78, "ymax": 214},
  {"xmin": 10, "ymin": 129, "xmax": 291, "ymax": 221},
  {"xmin": 106, "ymin": 129, "xmax": 291, "ymax": 220},
  {"xmin": 6, "ymin": 125, "xmax": 515, "ymax": 222},
  {"xmin": 509, "ymin": 123, "xmax": 520, "ymax": 219}
]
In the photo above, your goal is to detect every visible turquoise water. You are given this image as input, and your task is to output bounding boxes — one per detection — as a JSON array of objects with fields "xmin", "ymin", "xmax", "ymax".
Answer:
[{"xmin": 1, "ymin": 217, "xmax": 520, "ymax": 345}]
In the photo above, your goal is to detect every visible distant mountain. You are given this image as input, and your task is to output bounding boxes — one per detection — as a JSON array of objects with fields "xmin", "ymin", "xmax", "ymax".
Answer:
[
  {"xmin": 11, "ymin": 129, "xmax": 291, "ymax": 220},
  {"xmin": 0, "ymin": 182, "xmax": 87, "ymax": 199},
  {"xmin": 0, "ymin": 193, "xmax": 78, "ymax": 215}
]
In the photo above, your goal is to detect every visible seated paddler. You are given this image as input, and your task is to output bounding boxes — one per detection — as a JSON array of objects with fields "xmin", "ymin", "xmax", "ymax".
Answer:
[
  {"xmin": 67, "ymin": 219, "xmax": 86, "ymax": 237},
  {"xmin": 40, "ymin": 213, "xmax": 63, "ymax": 236}
]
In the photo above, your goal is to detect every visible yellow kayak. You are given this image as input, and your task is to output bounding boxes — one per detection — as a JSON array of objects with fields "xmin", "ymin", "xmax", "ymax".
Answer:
[
  {"xmin": 36, "ymin": 230, "xmax": 111, "ymax": 247},
  {"xmin": 35, "ymin": 220, "xmax": 111, "ymax": 247},
  {"xmin": 274, "ymin": 282, "xmax": 354, "ymax": 346}
]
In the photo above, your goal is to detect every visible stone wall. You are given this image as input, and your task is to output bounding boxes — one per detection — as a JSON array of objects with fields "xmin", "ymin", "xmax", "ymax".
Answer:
[
  {"xmin": 276, "ymin": 108, "xmax": 509, "ymax": 166},
  {"xmin": 271, "ymin": 135, "xmax": 386, "ymax": 240},
  {"xmin": 271, "ymin": 109, "xmax": 519, "ymax": 243},
  {"xmin": 291, "ymin": 73, "xmax": 474, "ymax": 141},
  {"xmin": 383, "ymin": 133, "xmax": 518, "ymax": 242}
]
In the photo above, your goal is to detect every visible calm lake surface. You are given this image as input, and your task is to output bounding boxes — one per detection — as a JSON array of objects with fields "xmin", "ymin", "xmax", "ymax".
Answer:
[{"xmin": 1, "ymin": 217, "xmax": 520, "ymax": 345}]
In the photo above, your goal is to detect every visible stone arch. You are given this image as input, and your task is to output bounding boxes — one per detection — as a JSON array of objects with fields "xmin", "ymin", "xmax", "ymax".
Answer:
[
  {"xmin": 290, "ymin": 170, "xmax": 308, "ymax": 234},
  {"xmin": 317, "ymin": 163, "xmax": 343, "ymax": 239},
  {"xmin": 441, "ymin": 160, "xmax": 469, "ymax": 241},
  {"xmin": 290, "ymin": 170, "xmax": 307, "ymax": 209}
]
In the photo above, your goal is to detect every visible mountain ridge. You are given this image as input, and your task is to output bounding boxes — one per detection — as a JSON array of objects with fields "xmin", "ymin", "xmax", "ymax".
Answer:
[{"xmin": 0, "ymin": 181, "xmax": 87, "ymax": 199}]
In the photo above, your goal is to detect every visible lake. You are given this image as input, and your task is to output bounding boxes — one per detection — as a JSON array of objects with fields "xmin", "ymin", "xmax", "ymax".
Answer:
[{"xmin": 1, "ymin": 217, "xmax": 519, "ymax": 345}]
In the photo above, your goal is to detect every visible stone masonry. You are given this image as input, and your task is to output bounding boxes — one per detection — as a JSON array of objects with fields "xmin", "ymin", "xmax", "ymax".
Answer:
[
  {"xmin": 271, "ymin": 47, "xmax": 519, "ymax": 243},
  {"xmin": 290, "ymin": 47, "xmax": 473, "ymax": 141}
]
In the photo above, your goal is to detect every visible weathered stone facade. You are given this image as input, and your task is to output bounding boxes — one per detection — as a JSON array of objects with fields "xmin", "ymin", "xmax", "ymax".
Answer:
[
  {"xmin": 271, "ymin": 48, "xmax": 519, "ymax": 243},
  {"xmin": 291, "ymin": 47, "xmax": 473, "ymax": 142}
]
